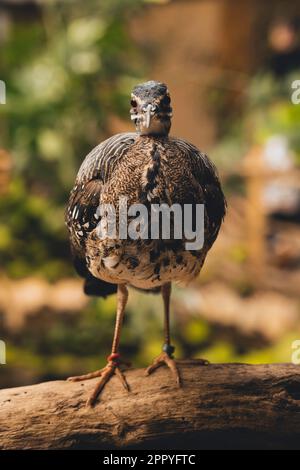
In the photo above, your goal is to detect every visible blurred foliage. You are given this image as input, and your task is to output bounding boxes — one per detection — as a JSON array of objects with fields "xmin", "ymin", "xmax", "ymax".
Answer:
[
  {"xmin": 213, "ymin": 71, "xmax": 300, "ymax": 171},
  {"xmin": 0, "ymin": 0, "xmax": 147, "ymax": 278},
  {"xmin": 0, "ymin": 178, "xmax": 70, "ymax": 279}
]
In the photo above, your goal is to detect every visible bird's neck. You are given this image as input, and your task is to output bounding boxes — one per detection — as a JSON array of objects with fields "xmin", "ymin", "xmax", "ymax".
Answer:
[{"xmin": 136, "ymin": 118, "xmax": 171, "ymax": 137}]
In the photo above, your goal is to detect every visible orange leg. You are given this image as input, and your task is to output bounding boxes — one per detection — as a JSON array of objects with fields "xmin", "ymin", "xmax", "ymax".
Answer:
[
  {"xmin": 67, "ymin": 284, "xmax": 130, "ymax": 406},
  {"xmin": 146, "ymin": 283, "xmax": 181, "ymax": 385}
]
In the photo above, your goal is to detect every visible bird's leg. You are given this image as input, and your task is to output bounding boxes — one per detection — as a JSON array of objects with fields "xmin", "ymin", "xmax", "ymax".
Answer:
[
  {"xmin": 67, "ymin": 284, "xmax": 130, "ymax": 406},
  {"xmin": 146, "ymin": 283, "xmax": 181, "ymax": 385}
]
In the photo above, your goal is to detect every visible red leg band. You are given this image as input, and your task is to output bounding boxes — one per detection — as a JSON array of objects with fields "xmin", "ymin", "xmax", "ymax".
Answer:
[{"xmin": 107, "ymin": 353, "xmax": 120, "ymax": 363}]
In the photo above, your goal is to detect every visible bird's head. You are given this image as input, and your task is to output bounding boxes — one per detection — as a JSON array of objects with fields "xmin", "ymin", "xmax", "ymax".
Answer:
[{"xmin": 130, "ymin": 80, "xmax": 172, "ymax": 136}]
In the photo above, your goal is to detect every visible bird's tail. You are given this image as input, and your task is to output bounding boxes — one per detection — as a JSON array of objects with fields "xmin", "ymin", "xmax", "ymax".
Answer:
[
  {"xmin": 73, "ymin": 254, "xmax": 117, "ymax": 297},
  {"xmin": 84, "ymin": 274, "xmax": 117, "ymax": 297}
]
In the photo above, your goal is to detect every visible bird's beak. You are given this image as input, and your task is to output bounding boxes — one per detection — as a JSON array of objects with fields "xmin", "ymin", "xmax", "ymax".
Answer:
[
  {"xmin": 144, "ymin": 104, "xmax": 152, "ymax": 129},
  {"xmin": 130, "ymin": 102, "xmax": 156, "ymax": 129}
]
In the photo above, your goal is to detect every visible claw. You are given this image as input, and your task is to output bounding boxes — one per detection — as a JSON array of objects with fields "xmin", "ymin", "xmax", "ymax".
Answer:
[
  {"xmin": 86, "ymin": 365, "xmax": 115, "ymax": 407},
  {"xmin": 115, "ymin": 367, "xmax": 130, "ymax": 392},
  {"xmin": 66, "ymin": 358, "xmax": 130, "ymax": 406},
  {"xmin": 146, "ymin": 351, "xmax": 181, "ymax": 386}
]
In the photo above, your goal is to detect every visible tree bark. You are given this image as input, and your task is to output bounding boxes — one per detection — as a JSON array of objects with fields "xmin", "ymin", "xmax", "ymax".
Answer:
[{"xmin": 1, "ymin": 361, "xmax": 300, "ymax": 450}]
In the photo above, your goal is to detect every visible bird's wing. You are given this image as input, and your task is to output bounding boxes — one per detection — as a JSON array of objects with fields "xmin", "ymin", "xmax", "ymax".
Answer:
[
  {"xmin": 173, "ymin": 138, "xmax": 226, "ymax": 247},
  {"xmin": 76, "ymin": 132, "xmax": 137, "ymax": 183},
  {"xmin": 65, "ymin": 178, "xmax": 102, "ymax": 258},
  {"xmin": 65, "ymin": 133, "xmax": 137, "ymax": 295}
]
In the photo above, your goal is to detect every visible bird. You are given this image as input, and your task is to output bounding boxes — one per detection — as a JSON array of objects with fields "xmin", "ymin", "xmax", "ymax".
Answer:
[{"xmin": 65, "ymin": 80, "xmax": 226, "ymax": 406}]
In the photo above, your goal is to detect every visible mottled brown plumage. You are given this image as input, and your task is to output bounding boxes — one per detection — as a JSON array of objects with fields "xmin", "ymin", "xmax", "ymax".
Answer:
[{"xmin": 65, "ymin": 81, "xmax": 226, "ymax": 405}]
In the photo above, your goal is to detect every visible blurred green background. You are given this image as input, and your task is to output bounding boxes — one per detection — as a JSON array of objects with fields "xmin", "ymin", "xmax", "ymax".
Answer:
[{"xmin": 0, "ymin": 0, "xmax": 300, "ymax": 388}]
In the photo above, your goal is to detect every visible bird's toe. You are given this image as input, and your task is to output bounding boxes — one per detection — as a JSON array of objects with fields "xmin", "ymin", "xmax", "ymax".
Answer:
[{"xmin": 146, "ymin": 351, "xmax": 181, "ymax": 386}]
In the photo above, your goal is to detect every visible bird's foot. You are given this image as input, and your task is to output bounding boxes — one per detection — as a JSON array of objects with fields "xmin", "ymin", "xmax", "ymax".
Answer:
[
  {"xmin": 67, "ymin": 353, "xmax": 131, "ymax": 407},
  {"xmin": 145, "ymin": 344, "xmax": 181, "ymax": 386}
]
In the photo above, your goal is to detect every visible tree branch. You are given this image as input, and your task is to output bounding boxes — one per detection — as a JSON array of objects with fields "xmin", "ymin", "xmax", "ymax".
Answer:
[{"xmin": 1, "ymin": 361, "xmax": 300, "ymax": 449}]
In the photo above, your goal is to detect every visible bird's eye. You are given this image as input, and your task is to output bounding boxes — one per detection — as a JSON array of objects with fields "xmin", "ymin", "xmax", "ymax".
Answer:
[
  {"xmin": 161, "ymin": 95, "xmax": 171, "ymax": 106},
  {"xmin": 130, "ymin": 99, "xmax": 137, "ymax": 108}
]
